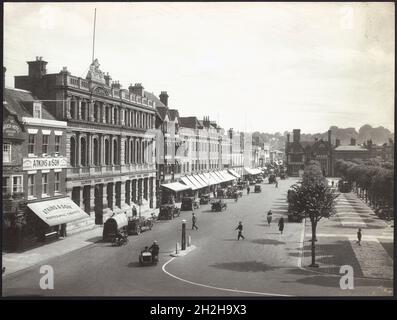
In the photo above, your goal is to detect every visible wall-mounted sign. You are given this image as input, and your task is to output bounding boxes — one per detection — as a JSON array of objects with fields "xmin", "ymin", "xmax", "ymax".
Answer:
[
  {"xmin": 3, "ymin": 116, "xmax": 25, "ymax": 139},
  {"xmin": 23, "ymin": 157, "xmax": 67, "ymax": 171}
]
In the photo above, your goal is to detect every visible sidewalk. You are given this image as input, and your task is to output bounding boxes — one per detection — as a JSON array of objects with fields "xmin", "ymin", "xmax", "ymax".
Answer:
[
  {"xmin": 2, "ymin": 226, "xmax": 103, "ymax": 276},
  {"xmin": 302, "ymin": 192, "xmax": 393, "ymax": 280}
]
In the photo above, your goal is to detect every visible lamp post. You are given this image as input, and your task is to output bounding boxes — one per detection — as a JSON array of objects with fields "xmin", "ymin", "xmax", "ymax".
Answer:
[{"xmin": 181, "ymin": 219, "xmax": 186, "ymax": 250}]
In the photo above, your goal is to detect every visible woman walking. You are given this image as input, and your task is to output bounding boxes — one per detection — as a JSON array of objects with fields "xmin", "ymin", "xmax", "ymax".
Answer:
[
  {"xmin": 267, "ymin": 210, "xmax": 273, "ymax": 226},
  {"xmin": 278, "ymin": 217, "xmax": 285, "ymax": 234}
]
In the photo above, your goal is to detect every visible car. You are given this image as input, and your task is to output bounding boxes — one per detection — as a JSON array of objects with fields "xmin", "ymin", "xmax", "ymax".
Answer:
[
  {"xmin": 254, "ymin": 184, "xmax": 262, "ymax": 193},
  {"xmin": 255, "ymin": 177, "xmax": 263, "ymax": 183},
  {"xmin": 158, "ymin": 204, "xmax": 181, "ymax": 220},
  {"xmin": 268, "ymin": 174, "xmax": 276, "ymax": 184},
  {"xmin": 211, "ymin": 199, "xmax": 227, "ymax": 212},
  {"xmin": 200, "ymin": 194, "xmax": 211, "ymax": 205},
  {"xmin": 339, "ymin": 180, "xmax": 351, "ymax": 193},
  {"xmin": 127, "ymin": 216, "xmax": 154, "ymax": 235},
  {"xmin": 181, "ymin": 197, "xmax": 200, "ymax": 211}
]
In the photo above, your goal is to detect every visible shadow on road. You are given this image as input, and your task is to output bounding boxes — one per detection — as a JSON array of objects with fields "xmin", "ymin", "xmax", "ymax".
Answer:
[
  {"xmin": 85, "ymin": 236, "xmax": 103, "ymax": 243},
  {"xmin": 127, "ymin": 261, "xmax": 143, "ymax": 268},
  {"xmin": 250, "ymin": 238, "xmax": 285, "ymax": 245},
  {"xmin": 210, "ymin": 261, "xmax": 276, "ymax": 273}
]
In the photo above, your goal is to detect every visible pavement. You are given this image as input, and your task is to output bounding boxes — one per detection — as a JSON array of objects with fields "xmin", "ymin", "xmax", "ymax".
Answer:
[{"xmin": 2, "ymin": 178, "xmax": 393, "ymax": 296}]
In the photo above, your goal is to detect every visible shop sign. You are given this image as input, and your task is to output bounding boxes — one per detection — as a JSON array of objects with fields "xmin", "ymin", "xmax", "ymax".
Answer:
[
  {"xmin": 23, "ymin": 157, "xmax": 67, "ymax": 170},
  {"xmin": 3, "ymin": 117, "xmax": 25, "ymax": 139}
]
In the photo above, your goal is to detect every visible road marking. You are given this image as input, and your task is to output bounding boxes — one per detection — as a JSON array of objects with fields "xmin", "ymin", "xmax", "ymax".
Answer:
[{"xmin": 162, "ymin": 257, "xmax": 291, "ymax": 297}]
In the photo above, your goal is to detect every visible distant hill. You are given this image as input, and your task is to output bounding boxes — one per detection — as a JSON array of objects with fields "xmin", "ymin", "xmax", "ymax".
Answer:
[{"xmin": 252, "ymin": 125, "xmax": 393, "ymax": 149}]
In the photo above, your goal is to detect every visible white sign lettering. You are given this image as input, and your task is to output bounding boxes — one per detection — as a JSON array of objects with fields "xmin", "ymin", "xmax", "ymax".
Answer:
[{"xmin": 23, "ymin": 157, "xmax": 67, "ymax": 171}]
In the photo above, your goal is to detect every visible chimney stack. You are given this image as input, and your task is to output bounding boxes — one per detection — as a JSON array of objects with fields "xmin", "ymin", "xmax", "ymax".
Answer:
[
  {"xmin": 27, "ymin": 56, "xmax": 48, "ymax": 79},
  {"xmin": 159, "ymin": 91, "xmax": 169, "ymax": 107},
  {"xmin": 129, "ymin": 83, "xmax": 144, "ymax": 97},
  {"xmin": 111, "ymin": 81, "xmax": 121, "ymax": 90},
  {"xmin": 293, "ymin": 129, "xmax": 301, "ymax": 143}
]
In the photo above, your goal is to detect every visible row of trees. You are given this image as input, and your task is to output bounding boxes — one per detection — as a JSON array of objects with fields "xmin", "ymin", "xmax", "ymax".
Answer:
[
  {"xmin": 289, "ymin": 160, "xmax": 339, "ymax": 267},
  {"xmin": 335, "ymin": 159, "xmax": 394, "ymax": 210}
]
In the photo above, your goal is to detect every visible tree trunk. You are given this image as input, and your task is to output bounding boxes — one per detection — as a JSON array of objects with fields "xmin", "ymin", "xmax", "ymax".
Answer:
[{"xmin": 309, "ymin": 219, "xmax": 319, "ymax": 267}]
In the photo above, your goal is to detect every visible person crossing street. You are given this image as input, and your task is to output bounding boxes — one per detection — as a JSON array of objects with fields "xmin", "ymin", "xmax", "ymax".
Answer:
[
  {"xmin": 192, "ymin": 213, "xmax": 198, "ymax": 230},
  {"xmin": 267, "ymin": 210, "xmax": 273, "ymax": 226},
  {"xmin": 235, "ymin": 221, "xmax": 245, "ymax": 240}
]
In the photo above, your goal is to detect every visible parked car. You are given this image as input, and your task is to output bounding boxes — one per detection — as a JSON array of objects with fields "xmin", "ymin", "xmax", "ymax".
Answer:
[
  {"xmin": 254, "ymin": 184, "xmax": 262, "ymax": 193},
  {"xmin": 181, "ymin": 197, "xmax": 200, "ymax": 211},
  {"xmin": 200, "ymin": 194, "xmax": 211, "ymax": 205},
  {"xmin": 127, "ymin": 216, "xmax": 154, "ymax": 235},
  {"xmin": 211, "ymin": 199, "xmax": 227, "ymax": 212},
  {"xmin": 158, "ymin": 204, "xmax": 181, "ymax": 220}
]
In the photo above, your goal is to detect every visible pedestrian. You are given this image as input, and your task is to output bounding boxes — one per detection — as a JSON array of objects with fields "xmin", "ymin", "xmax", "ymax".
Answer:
[
  {"xmin": 192, "ymin": 213, "xmax": 198, "ymax": 230},
  {"xmin": 278, "ymin": 217, "xmax": 285, "ymax": 234},
  {"xmin": 235, "ymin": 221, "xmax": 245, "ymax": 240},
  {"xmin": 275, "ymin": 179, "xmax": 278, "ymax": 188},
  {"xmin": 357, "ymin": 228, "xmax": 362, "ymax": 246},
  {"xmin": 247, "ymin": 186, "xmax": 250, "ymax": 194},
  {"xmin": 234, "ymin": 191, "xmax": 239, "ymax": 202},
  {"xmin": 60, "ymin": 223, "xmax": 67, "ymax": 238},
  {"xmin": 267, "ymin": 210, "xmax": 273, "ymax": 226}
]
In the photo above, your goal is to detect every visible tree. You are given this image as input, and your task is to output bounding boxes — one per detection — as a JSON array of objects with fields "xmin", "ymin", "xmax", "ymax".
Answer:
[{"xmin": 289, "ymin": 161, "xmax": 339, "ymax": 267}]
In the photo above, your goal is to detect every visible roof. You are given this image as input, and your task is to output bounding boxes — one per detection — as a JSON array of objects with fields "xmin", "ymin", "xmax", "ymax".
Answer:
[
  {"xmin": 179, "ymin": 116, "xmax": 201, "ymax": 129},
  {"xmin": 334, "ymin": 145, "xmax": 368, "ymax": 152},
  {"xmin": 144, "ymin": 91, "xmax": 166, "ymax": 108},
  {"xmin": 4, "ymin": 88, "xmax": 55, "ymax": 121},
  {"xmin": 168, "ymin": 109, "xmax": 179, "ymax": 121},
  {"xmin": 156, "ymin": 106, "xmax": 168, "ymax": 121}
]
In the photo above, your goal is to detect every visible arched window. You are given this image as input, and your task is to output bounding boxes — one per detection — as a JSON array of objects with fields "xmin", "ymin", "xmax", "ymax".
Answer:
[
  {"xmin": 70, "ymin": 136, "xmax": 76, "ymax": 167},
  {"xmin": 105, "ymin": 139, "xmax": 110, "ymax": 165},
  {"xmin": 93, "ymin": 138, "xmax": 99, "ymax": 166},
  {"xmin": 113, "ymin": 139, "xmax": 118, "ymax": 165},
  {"xmin": 80, "ymin": 137, "xmax": 87, "ymax": 166}
]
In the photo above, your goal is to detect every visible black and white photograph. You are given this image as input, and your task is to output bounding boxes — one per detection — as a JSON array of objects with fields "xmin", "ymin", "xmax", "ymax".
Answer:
[{"xmin": 1, "ymin": 2, "xmax": 394, "ymax": 299}]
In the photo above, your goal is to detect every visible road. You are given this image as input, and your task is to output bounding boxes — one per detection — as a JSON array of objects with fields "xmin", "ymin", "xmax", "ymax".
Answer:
[{"xmin": 3, "ymin": 178, "xmax": 393, "ymax": 296}]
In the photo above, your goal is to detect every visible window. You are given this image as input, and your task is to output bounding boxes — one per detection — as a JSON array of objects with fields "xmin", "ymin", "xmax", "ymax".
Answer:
[
  {"xmin": 28, "ymin": 174, "xmax": 35, "ymax": 197},
  {"xmin": 3, "ymin": 177, "xmax": 10, "ymax": 195},
  {"xmin": 42, "ymin": 173, "xmax": 48, "ymax": 195},
  {"xmin": 3, "ymin": 144, "xmax": 11, "ymax": 163},
  {"xmin": 12, "ymin": 176, "xmax": 23, "ymax": 193},
  {"xmin": 33, "ymin": 102, "xmax": 42, "ymax": 118},
  {"xmin": 28, "ymin": 134, "xmax": 35, "ymax": 154},
  {"xmin": 54, "ymin": 172, "xmax": 60, "ymax": 193},
  {"xmin": 42, "ymin": 135, "xmax": 49, "ymax": 154},
  {"xmin": 55, "ymin": 136, "xmax": 61, "ymax": 153}
]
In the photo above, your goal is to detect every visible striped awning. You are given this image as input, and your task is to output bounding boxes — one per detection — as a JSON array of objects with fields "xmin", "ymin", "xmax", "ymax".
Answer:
[
  {"xmin": 228, "ymin": 169, "xmax": 241, "ymax": 178},
  {"xmin": 181, "ymin": 176, "xmax": 199, "ymax": 190}
]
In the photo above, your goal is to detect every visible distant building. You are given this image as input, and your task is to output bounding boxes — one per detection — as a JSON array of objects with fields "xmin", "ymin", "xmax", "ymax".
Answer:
[{"xmin": 366, "ymin": 139, "xmax": 394, "ymax": 162}]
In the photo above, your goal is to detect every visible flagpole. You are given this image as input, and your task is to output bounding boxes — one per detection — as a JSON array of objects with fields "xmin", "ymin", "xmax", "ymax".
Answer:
[{"xmin": 92, "ymin": 8, "xmax": 97, "ymax": 62}]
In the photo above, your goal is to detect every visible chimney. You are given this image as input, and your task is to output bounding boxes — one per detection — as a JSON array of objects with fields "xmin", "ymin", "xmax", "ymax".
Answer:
[
  {"xmin": 293, "ymin": 129, "xmax": 300, "ymax": 143},
  {"xmin": 335, "ymin": 139, "xmax": 340, "ymax": 147},
  {"xmin": 159, "ymin": 91, "xmax": 169, "ymax": 107},
  {"xmin": 27, "ymin": 56, "xmax": 48, "ymax": 79},
  {"xmin": 104, "ymin": 73, "xmax": 112, "ymax": 86},
  {"xmin": 111, "ymin": 81, "xmax": 121, "ymax": 90},
  {"xmin": 350, "ymin": 138, "xmax": 356, "ymax": 146},
  {"xmin": 129, "ymin": 83, "xmax": 144, "ymax": 97}
]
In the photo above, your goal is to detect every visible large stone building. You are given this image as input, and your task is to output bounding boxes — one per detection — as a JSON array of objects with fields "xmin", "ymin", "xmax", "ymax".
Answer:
[
  {"xmin": 14, "ymin": 57, "xmax": 157, "ymax": 230},
  {"xmin": 285, "ymin": 129, "xmax": 334, "ymax": 177}
]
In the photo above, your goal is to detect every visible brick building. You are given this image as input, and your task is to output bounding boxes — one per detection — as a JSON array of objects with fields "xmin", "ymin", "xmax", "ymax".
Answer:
[{"xmin": 14, "ymin": 57, "xmax": 157, "ymax": 231}]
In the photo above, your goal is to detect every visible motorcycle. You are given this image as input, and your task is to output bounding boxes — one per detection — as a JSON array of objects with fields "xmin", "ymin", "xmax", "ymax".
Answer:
[{"xmin": 111, "ymin": 233, "xmax": 129, "ymax": 246}]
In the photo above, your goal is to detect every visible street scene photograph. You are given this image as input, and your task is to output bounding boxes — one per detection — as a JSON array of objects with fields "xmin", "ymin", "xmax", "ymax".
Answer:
[{"xmin": 2, "ymin": 2, "xmax": 394, "ymax": 297}]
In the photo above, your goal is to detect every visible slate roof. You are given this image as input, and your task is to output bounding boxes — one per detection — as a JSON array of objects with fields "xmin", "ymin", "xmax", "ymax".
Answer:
[
  {"xmin": 4, "ymin": 88, "xmax": 55, "ymax": 121},
  {"xmin": 334, "ymin": 145, "xmax": 368, "ymax": 152},
  {"xmin": 179, "ymin": 116, "xmax": 201, "ymax": 129},
  {"xmin": 168, "ymin": 109, "xmax": 179, "ymax": 121}
]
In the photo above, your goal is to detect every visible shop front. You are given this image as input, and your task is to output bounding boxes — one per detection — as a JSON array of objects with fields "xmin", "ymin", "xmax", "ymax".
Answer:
[{"xmin": 160, "ymin": 182, "xmax": 191, "ymax": 204}]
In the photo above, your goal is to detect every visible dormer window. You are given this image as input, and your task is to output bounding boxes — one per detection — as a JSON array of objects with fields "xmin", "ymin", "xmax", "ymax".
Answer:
[{"xmin": 33, "ymin": 101, "xmax": 42, "ymax": 118}]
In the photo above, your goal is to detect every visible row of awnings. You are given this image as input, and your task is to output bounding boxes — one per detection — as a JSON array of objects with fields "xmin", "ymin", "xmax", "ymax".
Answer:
[
  {"xmin": 243, "ymin": 167, "xmax": 262, "ymax": 175},
  {"xmin": 161, "ymin": 170, "xmax": 238, "ymax": 192}
]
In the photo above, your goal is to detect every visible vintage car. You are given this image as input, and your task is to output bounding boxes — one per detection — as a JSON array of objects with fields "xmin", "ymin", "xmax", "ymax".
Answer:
[
  {"xmin": 181, "ymin": 197, "xmax": 200, "ymax": 211},
  {"xmin": 127, "ymin": 216, "xmax": 154, "ymax": 235},
  {"xmin": 158, "ymin": 204, "xmax": 181, "ymax": 220},
  {"xmin": 254, "ymin": 184, "xmax": 262, "ymax": 193},
  {"xmin": 139, "ymin": 247, "xmax": 158, "ymax": 266},
  {"xmin": 255, "ymin": 177, "xmax": 263, "ymax": 183},
  {"xmin": 200, "ymin": 194, "xmax": 211, "ymax": 205},
  {"xmin": 102, "ymin": 214, "xmax": 128, "ymax": 242},
  {"xmin": 268, "ymin": 174, "xmax": 276, "ymax": 184},
  {"xmin": 211, "ymin": 199, "xmax": 227, "ymax": 212},
  {"xmin": 339, "ymin": 180, "xmax": 352, "ymax": 193}
]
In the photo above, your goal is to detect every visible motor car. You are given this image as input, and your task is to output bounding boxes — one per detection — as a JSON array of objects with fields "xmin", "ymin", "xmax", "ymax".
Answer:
[
  {"xmin": 254, "ymin": 184, "xmax": 262, "ymax": 193},
  {"xmin": 211, "ymin": 199, "xmax": 227, "ymax": 212},
  {"xmin": 181, "ymin": 197, "xmax": 200, "ymax": 211},
  {"xmin": 158, "ymin": 204, "xmax": 181, "ymax": 219},
  {"xmin": 127, "ymin": 216, "xmax": 154, "ymax": 235},
  {"xmin": 200, "ymin": 194, "xmax": 211, "ymax": 205}
]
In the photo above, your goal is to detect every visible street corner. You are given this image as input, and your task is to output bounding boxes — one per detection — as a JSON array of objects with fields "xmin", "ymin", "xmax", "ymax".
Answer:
[{"xmin": 170, "ymin": 245, "xmax": 197, "ymax": 258}]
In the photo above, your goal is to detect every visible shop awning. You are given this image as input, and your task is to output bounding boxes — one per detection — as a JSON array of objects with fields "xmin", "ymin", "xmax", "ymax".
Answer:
[
  {"xmin": 220, "ymin": 170, "xmax": 236, "ymax": 181},
  {"xmin": 27, "ymin": 197, "xmax": 89, "ymax": 227},
  {"xmin": 228, "ymin": 169, "xmax": 241, "ymax": 178},
  {"xmin": 161, "ymin": 182, "xmax": 191, "ymax": 192},
  {"xmin": 193, "ymin": 174, "xmax": 209, "ymax": 188},
  {"xmin": 190, "ymin": 175, "xmax": 207, "ymax": 189},
  {"xmin": 181, "ymin": 176, "xmax": 199, "ymax": 190},
  {"xmin": 197, "ymin": 173, "xmax": 211, "ymax": 186},
  {"xmin": 209, "ymin": 172, "xmax": 223, "ymax": 184},
  {"xmin": 203, "ymin": 172, "xmax": 218, "ymax": 185},
  {"xmin": 244, "ymin": 167, "xmax": 262, "ymax": 175},
  {"xmin": 213, "ymin": 171, "xmax": 228, "ymax": 183}
]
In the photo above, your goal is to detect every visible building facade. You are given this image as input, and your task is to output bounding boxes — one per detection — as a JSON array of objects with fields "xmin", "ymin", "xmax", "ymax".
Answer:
[{"xmin": 14, "ymin": 57, "xmax": 157, "ymax": 231}]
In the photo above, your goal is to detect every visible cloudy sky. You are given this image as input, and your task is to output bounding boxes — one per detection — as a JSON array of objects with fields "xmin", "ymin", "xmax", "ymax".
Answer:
[{"xmin": 4, "ymin": 2, "xmax": 395, "ymax": 133}]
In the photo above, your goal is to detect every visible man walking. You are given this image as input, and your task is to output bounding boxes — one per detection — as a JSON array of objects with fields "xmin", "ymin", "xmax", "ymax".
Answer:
[
  {"xmin": 192, "ymin": 213, "xmax": 198, "ymax": 230},
  {"xmin": 267, "ymin": 210, "xmax": 273, "ymax": 226},
  {"xmin": 357, "ymin": 228, "xmax": 362, "ymax": 246},
  {"xmin": 278, "ymin": 217, "xmax": 285, "ymax": 234},
  {"xmin": 275, "ymin": 178, "xmax": 278, "ymax": 188},
  {"xmin": 235, "ymin": 221, "xmax": 245, "ymax": 240},
  {"xmin": 247, "ymin": 186, "xmax": 250, "ymax": 194}
]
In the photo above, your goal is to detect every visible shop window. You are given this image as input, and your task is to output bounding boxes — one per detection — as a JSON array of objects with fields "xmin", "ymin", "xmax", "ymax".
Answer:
[
  {"xmin": 55, "ymin": 136, "xmax": 61, "ymax": 153},
  {"xmin": 28, "ymin": 134, "xmax": 36, "ymax": 154},
  {"xmin": 12, "ymin": 176, "xmax": 23, "ymax": 193},
  {"xmin": 28, "ymin": 174, "xmax": 35, "ymax": 197},
  {"xmin": 42, "ymin": 173, "xmax": 48, "ymax": 195},
  {"xmin": 3, "ymin": 143, "xmax": 11, "ymax": 163},
  {"xmin": 42, "ymin": 135, "xmax": 49, "ymax": 154},
  {"xmin": 54, "ymin": 172, "xmax": 60, "ymax": 193}
]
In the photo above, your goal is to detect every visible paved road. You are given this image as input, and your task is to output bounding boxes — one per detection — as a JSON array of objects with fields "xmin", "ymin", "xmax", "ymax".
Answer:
[{"xmin": 3, "ymin": 178, "xmax": 392, "ymax": 296}]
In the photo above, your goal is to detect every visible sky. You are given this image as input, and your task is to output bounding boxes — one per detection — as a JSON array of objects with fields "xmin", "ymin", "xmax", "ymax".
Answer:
[{"xmin": 3, "ymin": 2, "xmax": 395, "ymax": 134}]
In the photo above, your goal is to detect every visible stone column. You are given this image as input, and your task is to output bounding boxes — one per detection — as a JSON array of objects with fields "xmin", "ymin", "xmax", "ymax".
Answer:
[
  {"xmin": 152, "ymin": 177, "xmax": 156, "ymax": 209},
  {"xmin": 89, "ymin": 185, "xmax": 95, "ymax": 216},
  {"xmin": 89, "ymin": 100, "xmax": 95, "ymax": 122},
  {"xmin": 120, "ymin": 136, "xmax": 126, "ymax": 165},
  {"xmin": 77, "ymin": 98, "xmax": 82, "ymax": 120},
  {"xmin": 79, "ymin": 186, "xmax": 84, "ymax": 210},
  {"xmin": 66, "ymin": 96, "xmax": 72, "ymax": 119},
  {"xmin": 112, "ymin": 182, "xmax": 117, "ymax": 209},
  {"xmin": 102, "ymin": 103, "xmax": 107, "ymax": 123},
  {"xmin": 120, "ymin": 180, "xmax": 127, "ymax": 209}
]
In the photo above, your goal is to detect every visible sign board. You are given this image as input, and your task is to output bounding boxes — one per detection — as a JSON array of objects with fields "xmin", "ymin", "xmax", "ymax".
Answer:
[
  {"xmin": 3, "ymin": 116, "xmax": 25, "ymax": 139},
  {"xmin": 23, "ymin": 157, "xmax": 67, "ymax": 171}
]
